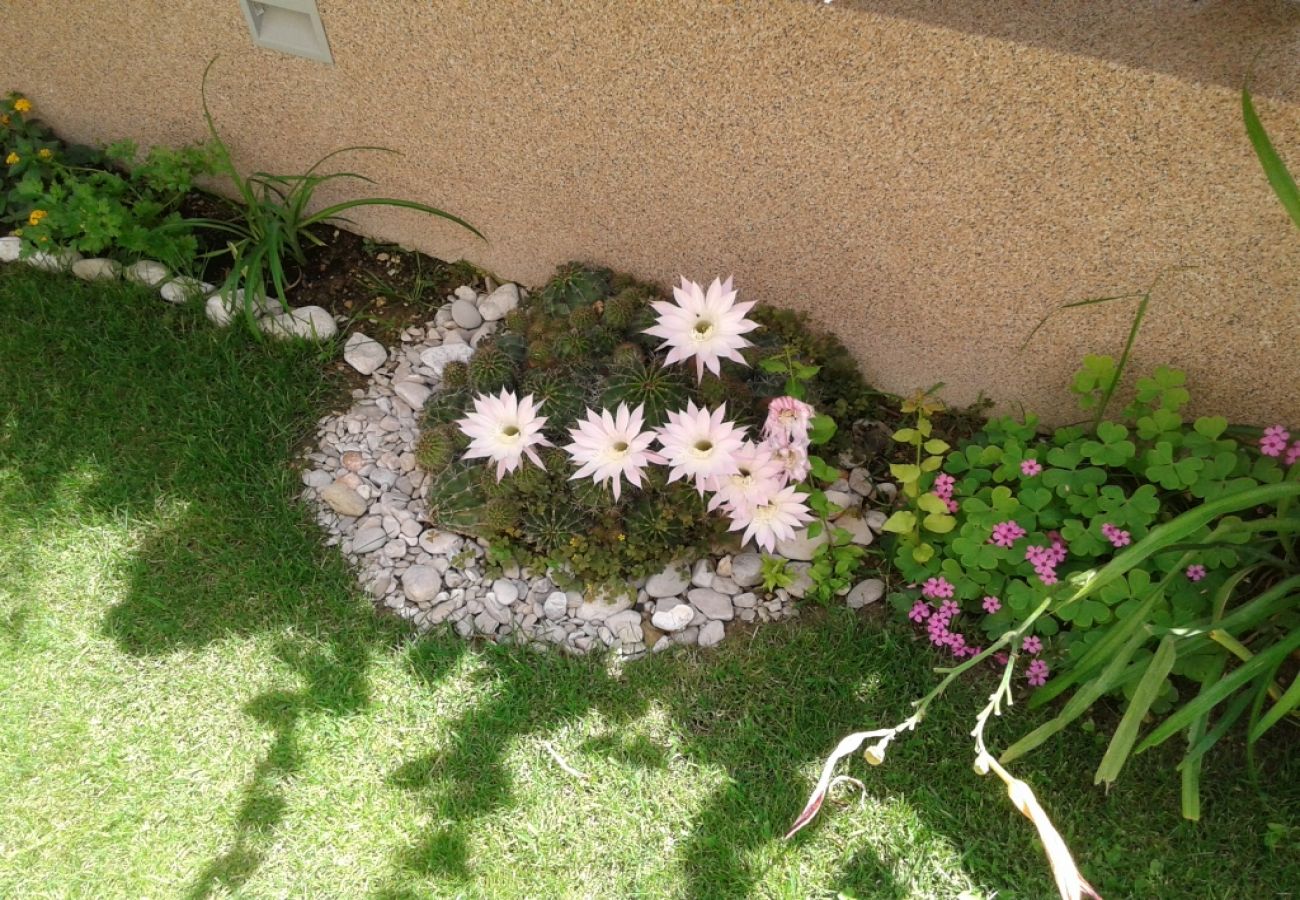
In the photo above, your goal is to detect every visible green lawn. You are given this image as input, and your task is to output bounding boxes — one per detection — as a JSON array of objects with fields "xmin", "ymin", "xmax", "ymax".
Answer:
[{"xmin": 0, "ymin": 264, "xmax": 1296, "ymax": 899}]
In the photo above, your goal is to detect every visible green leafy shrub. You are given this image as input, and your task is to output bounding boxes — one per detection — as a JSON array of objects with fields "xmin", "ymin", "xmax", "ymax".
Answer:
[
  {"xmin": 419, "ymin": 263, "xmax": 878, "ymax": 591},
  {"xmin": 2, "ymin": 92, "xmax": 210, "ymax": 269}
]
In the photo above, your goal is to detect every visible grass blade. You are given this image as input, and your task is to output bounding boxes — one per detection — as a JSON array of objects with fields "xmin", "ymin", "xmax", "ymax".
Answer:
[
  {"xmin": 305, "ymin": 198, "xmax": 485, "ymax": 240},
  {"xmin": 1248, "ymin": 669, "xmax": 1300, "ymax": 743}
]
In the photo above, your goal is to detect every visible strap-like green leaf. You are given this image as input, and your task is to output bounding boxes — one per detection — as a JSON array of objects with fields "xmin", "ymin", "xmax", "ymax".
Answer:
[
  {"xmin": 1243, "ymin": 83, "xmax": 1300, "ymax": 231},
  {"xmin": 1095, "ymin": 636, "xmax": 1177, "ymax": 786},
  {"xmin": 1249, "ymin": 669, "xmax": 1300, "ymax": 743},
  {"xmin": 1137, "ymin": 628, "xmax": 1300, "ymax": 753}
]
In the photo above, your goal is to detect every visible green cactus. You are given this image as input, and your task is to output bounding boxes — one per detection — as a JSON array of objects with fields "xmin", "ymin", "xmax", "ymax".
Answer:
[
  {"xmin": 526, "ymin": 338, "xmax": 556, "ymax": 369},
  {"xmin": 425, "ymin": 461, "xmax": 488, "ymax": 535},
  {"xmin": 482, "ymin": 497, "xmax": 520, "ymax": 535},
  {"xmin": 602, "ymin": 287, "xmax": 649, "ymax": 332},
  {"xmin": 568, "ymin": 305, "xmax": 599, "ymax": 331},
  {"xmin": 521, "ymin": 367, "xmax": 586, "ymax": 433},
  {"xmin": 552, "ymin": 329, "xmax": 591, "ymax": 362},
  {"xmin": 415, "ymin": 423, "xmax": 462, "ymax": 472},
  {"xmin": 423, "ymin": 386, "xmax": 470, "ymax": 426},
  {"xmin": 503, "ymin": 308, "xmax": 527, "ymax": 333},
  {"xmin": 505, "ymin": 459, "xmax": 550, "ymax": 495},
  {"xmin": 441, "ymin": 360, "xmax": 469, "ymax": 390},
  {"xmin": 469, "ymin": 344, "xmax": 516, "ymax": 394},
  {"xmin": 570, "ymin": 476, "xmax": 614, "ymax": 512},
  {"xmin": 610, "ymin": 342, "xmax": 644, "ymax": 369},
  {"xmin": 602, "ymin": 357, "xmax": 690, "ymax": 427},
  {"xmin": 521, "ymin": 503, "xmax": 586, "ymax": 555},
  {"xmin": 538, "ymin": 262, "xmax": 611, "ymax": 315},
  {"xmin": 699, "ymin": 373, "xmax": 753, "ymax": 414}
]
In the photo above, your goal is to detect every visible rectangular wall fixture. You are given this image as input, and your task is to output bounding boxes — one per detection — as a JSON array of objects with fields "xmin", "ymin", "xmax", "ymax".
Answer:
[{"xmin": 239, "ymin": 0, "xmax": 333, "ymax": 64}]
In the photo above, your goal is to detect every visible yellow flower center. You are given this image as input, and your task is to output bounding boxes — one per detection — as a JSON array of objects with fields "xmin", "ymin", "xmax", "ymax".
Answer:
[
  {"xmin": 752, "ymin": 502, "xmax": 779, "ymax": 524},
  {"xmin": 690, "ymin": 318, "xmax": 715, "ymax": 343},
  {"xmin": 608, "ymin": 439, "xmax": 629, "ymax": 460},
  {"xmin": 690, "ymin": 439, "xmax": 714, "ymax": 458},
  {"xmin": 499, "ymin": 424, "xmax": 522, "ymax": 445}
]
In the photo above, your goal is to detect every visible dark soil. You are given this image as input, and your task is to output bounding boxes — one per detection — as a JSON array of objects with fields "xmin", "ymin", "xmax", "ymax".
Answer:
[{"xmin": 180, "ymin": 190, "xmax": 484, "ymax": 346}]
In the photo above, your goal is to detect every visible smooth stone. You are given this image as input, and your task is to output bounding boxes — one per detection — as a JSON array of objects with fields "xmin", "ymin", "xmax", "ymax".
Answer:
[
  {"xmin": 420, "ymin": 531, "xmax": 464, "ymax": 556},
  {"xmin": 0, "ymin": 236, "xmax": 20, "ymax": 262},
  {"xmin": 543, "ymin": 591, "xmax": 568, "ymax": 620},
  {"xmin": 698, "ymin": 619, "xmax": 725, "ymax": 648},
  {"xmin": 575, "ymin": 593, "xmax": 634, "ymax": 622},
  {"xmin": 71, "ymin": 258, "xmax": 121, "ymax": 281},
  {"xmin": 847, "ymin": 578, "xmax": 886, "ymax": 609},
  {"xmin": 320, "ymin": 481, "xmax": 367, "ymax": 517},
  {"xmin": 124, "ymin": 259, "xmax": 169, "ymax": 286},
  {"xmin": 160, "ymin": 276, "xmax": 213, "ymax": 304},
  {"xmin": 353, "ymin": 527, "xmax": 388, "ymax": 554},
  {"xmin": 25, "ymin": 248, "xmax": 81, "ymax": 271},
  {"xmin": 715, "ymin": 555, "xmax": 733, "ymax": 578},
  {"xmin": 785, "ymin": 563, "xmax": 814, "ymax": 600},
  {"xmin": 419, "ymin": 343, "xmax": 474, "ymax": 377},
  {"xmin": 733, "ymin": 592, "xmax": 758, "ymax": 608},
  {"xmin": 651, "ymin": 603, "xmax": 694, "ymax": 633},
  {"xmin": 849, "ymin": 467, "xmax": 874, "ymax": 497},
  {"xmin": 775, "ymin": 527, "xmax": 829, "ymax": 562},
  {"xmin": 262, "ymin": 305, "xmax": 338, "ymax": 341},
  {"xmin": 711, "ymin": 575, "xmax": 740, "ymax": 595},
  {"xmin": 645, "ymin": 562, "xmax": 690, "ymax": 598},
  {"xmin": 492, "ymin": 578, "xmax": 520, "ymax": 605},
  {"xmin": 344, "ymin": 332, "xmax": 388, "ymax": 375},
  {"xmin": 864, "ymin": 509, "xmax": 889, "ymax": 532},
  {"xmin": 874, "ymin": 483, "xmax": 899, "ymax": 504},
  {"xmin": 691, "ymin": 559, "xmax": 714, "ymax": 589},
  {"xmin": 454, "ymin": 285, "xmax": 477, "ymax": 302},
  {"xmin": 834, "ymin": 514, "xmax": 875, "ymax": 547},
  {"xmin": 393, "ymin": 380, "xmax": 432, "ymax": 409},
  {"xmin": 687, "ymin": 587, "xmax": 734, "ymax": 621},
  {"xmin": 402, "ymin": 566, "xmax": 443, "ymax": 604},
  {"xmin": 451, "ymin": 298, "xmax": 483, "ymax": 329},
  {"xmin": 730, "ymin": 552, "xmax": 764, "ymax": 588},
  {"xmin": 205, "ymin": 291, "xmax": 239, "ymax": 326},
  {"xmin": 824, "ymin": 490, "xmax": 858, "ymax": 513},
  {"xmin": 302, "ymin": 469, "xmax": 332, "ymax": 488},
  {"xmin": 478, "ymin": 283, "xmax": 520, "ymax": 321}
]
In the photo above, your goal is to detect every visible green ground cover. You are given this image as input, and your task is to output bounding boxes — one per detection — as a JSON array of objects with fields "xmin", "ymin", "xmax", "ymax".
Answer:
[{"xmin": 1, "ymin": 265, "xmax": 1295, "ymax": 898}]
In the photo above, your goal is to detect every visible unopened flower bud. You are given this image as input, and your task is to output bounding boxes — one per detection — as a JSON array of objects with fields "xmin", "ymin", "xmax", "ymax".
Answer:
[{"xmin": 973, "ymin": 753, "xmax": 992, "ymax": 776}]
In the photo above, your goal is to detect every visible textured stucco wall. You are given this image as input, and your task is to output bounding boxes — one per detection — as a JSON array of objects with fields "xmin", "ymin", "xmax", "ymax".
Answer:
[{"xmin": 3, "ymin": 1, "xmax": 1299, "ymax": 422}]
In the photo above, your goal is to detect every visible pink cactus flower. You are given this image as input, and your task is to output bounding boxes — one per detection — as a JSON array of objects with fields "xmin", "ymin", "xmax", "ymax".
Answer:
[{"xmin": 1020, "ymin": 458, "xmax": 1043, "ymax": 476}]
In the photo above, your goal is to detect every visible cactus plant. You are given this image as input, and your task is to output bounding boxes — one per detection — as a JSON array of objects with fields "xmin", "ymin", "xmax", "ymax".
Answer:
[
  {"xmin": 441, "ymin": 359, "xmax": 470, "ymax": 390},
  {"xmin": 538, "ymin": 262, "xmax": 610, "ymax": 315},
  {"xmin": 425, "ymin": 461, "xmax": 488, "ymax": 535},
  {"xmin": 415, "ymin": 422, "xmax": 462, "ymax": 472},
  {"xmin": 469, "ymin": 344, "xmax": 517, "ymax": 394},
  {"xmin": 521, "ymin": 503, "xmax": 586, "ymax": 555},
  {"xmin": 602, "ymin": 357, "xmax": 690, "ymax": 427}
]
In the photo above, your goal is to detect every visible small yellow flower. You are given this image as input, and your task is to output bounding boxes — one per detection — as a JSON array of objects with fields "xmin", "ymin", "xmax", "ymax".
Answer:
[
  {"xmin": 13, "ymin": 98, "xmax": 32, "ymax": 114},
  {"xmin": 5, "ymin": 152, "xmax": 18, "ymax": 165},
  {"xmin": 38, "ymin": 148, "xmax": 52, "ymax": 160},
  {"xmin": 28, "ymin": 209, "xmax": 47, "ymax": 226}
]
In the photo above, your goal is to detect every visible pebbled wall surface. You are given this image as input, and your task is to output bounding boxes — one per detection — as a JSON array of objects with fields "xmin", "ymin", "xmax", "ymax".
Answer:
[{"xmin": 3, "ymin": 0, "xmax": 1298, "ymax": 422}]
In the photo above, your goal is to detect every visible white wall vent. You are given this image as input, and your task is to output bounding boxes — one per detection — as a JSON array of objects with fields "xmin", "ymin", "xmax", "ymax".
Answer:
[{"xmin": 239, "ymin": 0, "xmax": 333, "ymax": 64}]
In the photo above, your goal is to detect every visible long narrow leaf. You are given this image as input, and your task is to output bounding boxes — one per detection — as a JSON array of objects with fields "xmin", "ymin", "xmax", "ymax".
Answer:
[
  {"xmin": 1179, "ymin": 656, "xmax": 1226, "ymax": 821},
  {"xmin": 1136, "ymin": 628, "xmax": 1300, "ymax": 753},
  {"xmin": 1179, "ymin": 686, "xmax": 1254, "ymax": 772},
  {"xmin": 1250, "ymin": 670, "xmax": 1300, "ymax": 742},
  {"xmin": 304, "ymin": 198, "xmax": 485, "ymax": 240},
  {"xmin": 1002, "ymin": 630, "xmax": 1147, "ymax": 763},
  {"xmin": 1095, "ymin": 636, "xmax": 1177, "ymax": 786},
  {"xmin": 1243, "ymin": 83, "xmax": 1300, "ymax": 231}
]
